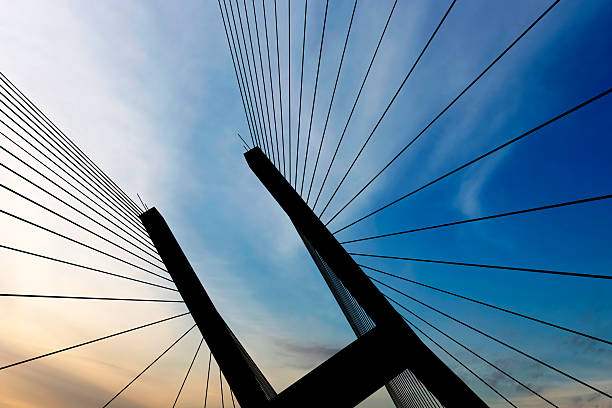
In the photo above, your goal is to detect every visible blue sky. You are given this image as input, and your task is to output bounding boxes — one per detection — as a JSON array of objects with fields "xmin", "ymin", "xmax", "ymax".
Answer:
[{"xmin": 0, "ymin": 0, "xmax": 610, "ymax": 407}]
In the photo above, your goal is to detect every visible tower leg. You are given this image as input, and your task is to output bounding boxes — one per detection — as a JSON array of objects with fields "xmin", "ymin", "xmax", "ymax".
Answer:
[
  {"xmin": 141, "ymin": 208, "xmax": 275, "ymax": 407},
  {"xmin": 245, "ymin": 147, "xmax": 487, "ymax": 407}
]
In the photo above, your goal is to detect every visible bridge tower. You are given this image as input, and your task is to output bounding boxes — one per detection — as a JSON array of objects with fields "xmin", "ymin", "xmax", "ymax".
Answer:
[{"xmin": 140, "ymin": 146, "xmax": 486, "ymax": 408}]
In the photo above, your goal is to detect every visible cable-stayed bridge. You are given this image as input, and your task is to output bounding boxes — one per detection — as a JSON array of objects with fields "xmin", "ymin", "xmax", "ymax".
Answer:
[{"xmin": 0, "ymin": 0, "xmax": 611, "ymax": 406}]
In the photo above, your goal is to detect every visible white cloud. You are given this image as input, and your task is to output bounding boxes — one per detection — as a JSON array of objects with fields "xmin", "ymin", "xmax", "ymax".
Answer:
[{"xmin": 453, "ymin": 152, "xmax": 507, "ymax": 218}]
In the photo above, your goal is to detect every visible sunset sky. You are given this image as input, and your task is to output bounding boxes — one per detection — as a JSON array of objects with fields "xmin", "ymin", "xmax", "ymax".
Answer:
[{"xmin": 0, "ymin": 1, "xmax": 610, "ymax": 407}]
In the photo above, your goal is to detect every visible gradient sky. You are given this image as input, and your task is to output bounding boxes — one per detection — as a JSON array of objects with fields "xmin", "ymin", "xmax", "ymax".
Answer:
[{"xmin": 0, "ymin": 1, "xmax": 610, "ymax": 407}]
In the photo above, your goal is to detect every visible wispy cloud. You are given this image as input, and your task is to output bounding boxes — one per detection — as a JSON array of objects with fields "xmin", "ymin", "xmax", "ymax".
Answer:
[
  {"xmin": 272, "ymin": 337, "xmax": 341, "ymax": 370},
  {"xmin": 453, "ymin": 151, "xmax": 507, "ymax": 218}
]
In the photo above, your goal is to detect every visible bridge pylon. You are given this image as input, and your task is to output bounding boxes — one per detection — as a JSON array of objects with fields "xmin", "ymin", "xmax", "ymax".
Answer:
[{"xmin": 140, "ymin": 146, "xmax": 487, "ymax": 407}]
